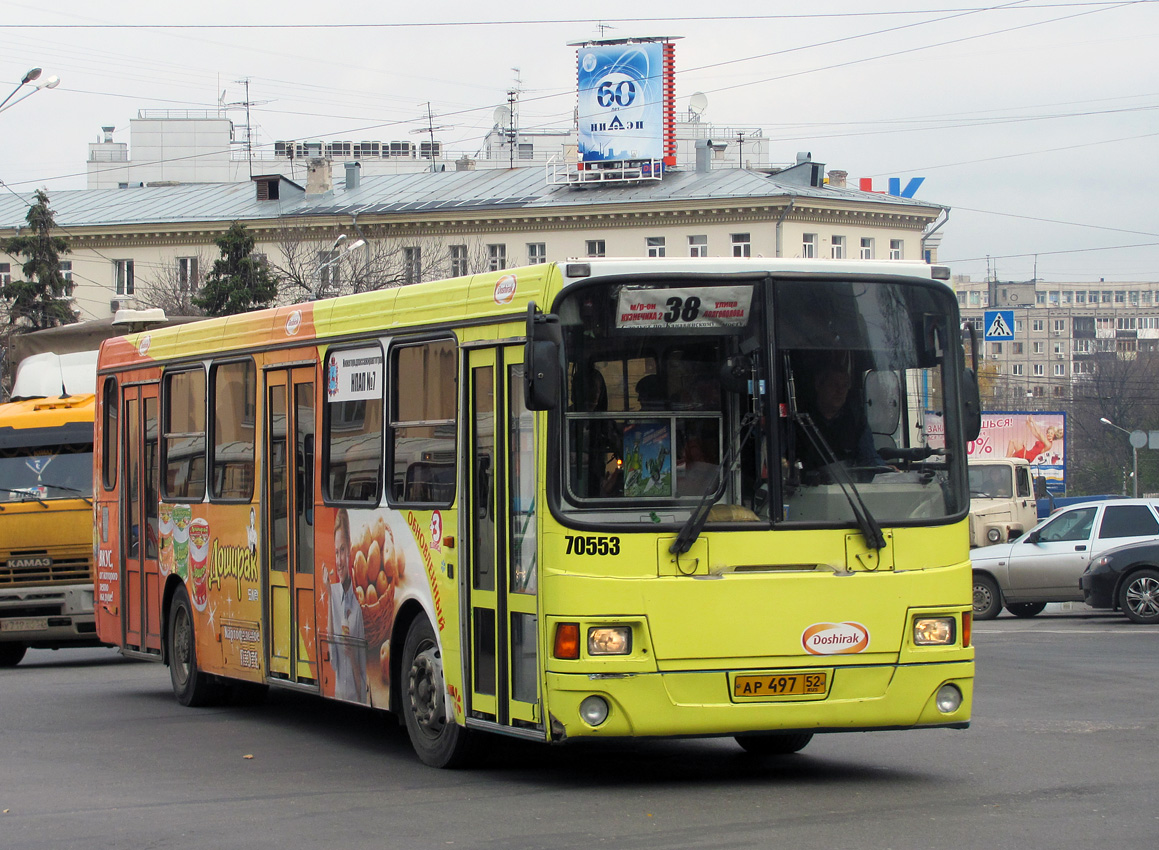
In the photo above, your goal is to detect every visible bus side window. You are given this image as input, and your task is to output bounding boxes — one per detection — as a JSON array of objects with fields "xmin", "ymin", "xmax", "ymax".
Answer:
[
  {"xmin": 162, "ymin": 368, "xmax": 207, "ymax": 502},
  {"xmin": 102, "ymin": 376, "xmax": 119, "ymax": 490},
  {"xmin": 388, "ymin": 338, "xmax": 457, "ymax": 505}
]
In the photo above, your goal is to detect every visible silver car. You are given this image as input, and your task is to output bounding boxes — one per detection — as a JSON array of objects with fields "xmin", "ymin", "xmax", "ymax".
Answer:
[{"xmin": 971, "ymin": 498, "xmax": 1159, "ymax": 619}]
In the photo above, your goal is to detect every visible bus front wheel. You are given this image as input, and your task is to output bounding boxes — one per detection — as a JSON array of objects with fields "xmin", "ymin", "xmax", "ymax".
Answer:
[
  {"xmin": 735, "ymin": 732, "xmax": 814, "ymax": 755},
  {"xmin": 167, "ymin": 585, "xmax": 221, "ymax": 707},
  {"xmin": 0, "ymin": 642, "xmax": 26, "ymax": 667},
  {"xmin": 401, "ymin": 616, "xmax": 474, "ymax": 768}
]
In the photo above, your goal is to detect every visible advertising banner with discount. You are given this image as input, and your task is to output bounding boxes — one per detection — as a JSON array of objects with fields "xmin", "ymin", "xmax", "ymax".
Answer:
[
  {"xmin": 926, "ymin": 409, "xmax": 1066, "ymax": 493},
  {"xmin": 615, "ymin": 285, "xmax": 754, "ymax": 331}
]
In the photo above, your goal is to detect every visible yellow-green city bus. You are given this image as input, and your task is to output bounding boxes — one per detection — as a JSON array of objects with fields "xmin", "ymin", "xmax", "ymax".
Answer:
[{"xmin": 93, "ymin": 258, "xmax": 979, "ymax": 767}]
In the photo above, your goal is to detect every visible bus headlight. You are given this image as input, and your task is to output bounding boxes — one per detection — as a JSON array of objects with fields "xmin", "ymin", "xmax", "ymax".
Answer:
[
  {"xmin": 588, "ymin": 626, "xmax": 632, "ymax": 656},
  {"xmin": 936, "ymin": 684, "xmax": 963, "ymax": 714},
  {"xmin": 913, "ymin": 617, "xmax": 956, "ymax": 646},
  {"xmin": 579, "ymin": 695, "xmax": 610, "ymax": 726}
]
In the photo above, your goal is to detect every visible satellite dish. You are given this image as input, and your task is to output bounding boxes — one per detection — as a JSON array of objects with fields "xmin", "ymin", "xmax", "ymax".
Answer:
[
  {"xmin": 688, "ymin": 92, "xmax": 708, "ymax": 117},
  {"xmin": 493, "ymin": 105, "xmax": 511, "ymax": 127}
]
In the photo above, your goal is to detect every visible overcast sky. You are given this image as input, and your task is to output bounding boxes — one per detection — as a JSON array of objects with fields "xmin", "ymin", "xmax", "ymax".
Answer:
[{"xmin": 3, "ymin": 0, "xmax": 1157, "ymax": 283}]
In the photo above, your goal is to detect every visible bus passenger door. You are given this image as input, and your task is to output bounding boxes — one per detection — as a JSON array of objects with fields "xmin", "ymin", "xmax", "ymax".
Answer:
[
  {"xmin": 264, "ymin": 367, "xmax": 317, "ymax": 685},
  {"xmin": 122, "ymin": 383, "xmax": 162, "ymax": 654},
  {"xmin": 465, "ymin": 346, "xmax": 541, "ymax": 733}
]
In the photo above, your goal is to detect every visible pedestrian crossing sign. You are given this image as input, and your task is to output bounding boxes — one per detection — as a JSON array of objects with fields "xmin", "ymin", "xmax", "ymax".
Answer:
[{"xmin": 983, "ymin": 310, "xmax": 1014, "ymax": 341}]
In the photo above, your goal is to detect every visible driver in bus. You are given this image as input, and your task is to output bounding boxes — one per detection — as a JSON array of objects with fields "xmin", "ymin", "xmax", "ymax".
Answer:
[
  {"xmin": 329, "ymin": 509, "xmax": 368, "ymax": 703},
  {"xmin": 795, "ymin": 351, "xmax": 884, "ymax": 473}
]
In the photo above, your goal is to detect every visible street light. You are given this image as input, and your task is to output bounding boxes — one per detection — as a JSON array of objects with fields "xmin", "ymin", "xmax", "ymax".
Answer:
[
  {"xmin": 0, "ymin": 68, "xmax": 60, "ymax": 115},
  {"xmin": 315, "ymin": 234, "xmax": 367, "ymax": 299},
  {"xmin": 1100, "ymin": 417, "xmax": 1143, "ymax": 498}
]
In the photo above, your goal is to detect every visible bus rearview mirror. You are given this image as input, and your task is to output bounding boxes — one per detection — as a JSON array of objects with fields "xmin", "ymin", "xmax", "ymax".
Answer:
[{"xmin": 525, "ymin": 302, "xmax": 562, "ymax": 411}]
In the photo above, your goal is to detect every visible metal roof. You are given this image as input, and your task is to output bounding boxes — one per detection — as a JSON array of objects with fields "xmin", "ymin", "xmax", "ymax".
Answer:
[{"xmin": 0, "ymin": 166, "xmax": 942, "ymax": 231}]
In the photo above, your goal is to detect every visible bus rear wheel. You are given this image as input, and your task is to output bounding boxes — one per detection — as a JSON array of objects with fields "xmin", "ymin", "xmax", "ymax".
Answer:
[
  {"xmin": 167, "ymin": 585, "xmax": 221, "ymax": 707},
  {"xmin": 0, "ymin": 642, "xmax": 26, "ymax": 667},
  {"xmin": 401, "ymin": 616, "xmax": 474, "ymax": 768},
  {"xmin": 735, "ymin": 732, "xmax": 814, "ymax": 755}
]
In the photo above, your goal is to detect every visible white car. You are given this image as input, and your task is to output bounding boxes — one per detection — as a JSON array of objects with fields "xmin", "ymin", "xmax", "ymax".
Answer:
[{"xmin": 971, "ymin": 498, "xmax": 1159, "ymax": 619}]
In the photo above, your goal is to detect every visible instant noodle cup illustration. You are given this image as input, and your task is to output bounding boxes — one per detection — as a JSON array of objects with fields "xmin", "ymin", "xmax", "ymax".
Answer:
[
  {"xmin": 171, "ymin": 504, "xmax": 192, "ymax": 579},
  {"xmin": 188, "ymin": 518, "xmax": 211, "ymax": 612},
  {"xmin": 157, "ymin": 504, "xmax": 175, "ymax": 576}
]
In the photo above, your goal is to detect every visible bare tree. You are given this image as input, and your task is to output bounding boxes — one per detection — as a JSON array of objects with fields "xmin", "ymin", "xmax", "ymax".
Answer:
[
  {"xmin": 134, "ymin": 250, "xmax": 210, "ymax": 317},
  {"xmin": 268, "ymin": 227, "xmax": 495, "ymax": 303}
]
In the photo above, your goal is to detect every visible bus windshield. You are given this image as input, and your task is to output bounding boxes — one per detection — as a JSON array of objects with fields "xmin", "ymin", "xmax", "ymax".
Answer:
[
  {"xmin": 557, "ymin": 274, "xmax": 967, "ymax": 528},
  {"xmin": 0, "ymin": 444, "xmax": 94, "ymax": 501}
]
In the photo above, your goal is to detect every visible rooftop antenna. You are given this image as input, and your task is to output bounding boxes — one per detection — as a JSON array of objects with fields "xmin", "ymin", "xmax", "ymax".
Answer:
[
  {"xmin": 223, "ymin": 79, "xmax": 271, "ymax": 178},
  {"xmin": 597, "ymin": 21, "xmax": 614, "ymax": 37},
  {"xmin": 411, "ymin": 103, "xmax": 452, "ymax": 171}
]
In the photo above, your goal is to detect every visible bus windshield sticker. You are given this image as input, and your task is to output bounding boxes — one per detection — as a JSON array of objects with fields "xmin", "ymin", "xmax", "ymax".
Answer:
[
  {"xmin": 326, "ymin": 346, "xmax": 383, "ymax": 403},
  {"xmin": 623, "ymin": 421, "xmax": 672, "ymax": 497},
  {"xmin": 616, "ymin": 285, "xmax": 754, "ymax": 330}
]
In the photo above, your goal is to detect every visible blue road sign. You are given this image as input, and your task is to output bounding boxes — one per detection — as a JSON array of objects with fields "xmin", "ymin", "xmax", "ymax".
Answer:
[{"xmin": 984, "ymin": 310, "xmax": 1015, "ymax": 341}]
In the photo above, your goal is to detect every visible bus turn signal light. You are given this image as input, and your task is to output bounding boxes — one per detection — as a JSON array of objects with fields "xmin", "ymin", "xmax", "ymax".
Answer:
[{"xmin": 554, "ymin": 623, "xmax": 580, "ymax": 659}]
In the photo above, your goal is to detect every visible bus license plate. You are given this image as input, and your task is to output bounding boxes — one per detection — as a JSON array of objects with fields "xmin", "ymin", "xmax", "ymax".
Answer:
[
  {"xmin": 1, "ymin": 618, "xmax": 49, "ymax": 632},
  {"xmin": 733, "ymin": 671, "xmax": 828, "ymax": 699}
]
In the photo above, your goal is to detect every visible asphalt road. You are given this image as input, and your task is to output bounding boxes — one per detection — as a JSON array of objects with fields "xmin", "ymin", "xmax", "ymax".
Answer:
[{"xmin": 2, "ymin": 609, "xmax": 1156, "ymax": 850}]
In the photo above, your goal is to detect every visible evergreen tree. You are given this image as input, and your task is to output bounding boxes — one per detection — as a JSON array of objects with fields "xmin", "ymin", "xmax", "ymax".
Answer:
[
  {"xmin": 192, "ymin": 221, "xmax": 279, "ymax": 316},
  {"xmin": 1, "ymin": 189, "xmax": 78, "ymax": 329}
]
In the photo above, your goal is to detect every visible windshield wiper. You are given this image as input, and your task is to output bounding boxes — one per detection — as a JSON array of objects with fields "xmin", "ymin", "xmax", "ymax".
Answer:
[
  {"xmin": 670, "ymin": 411, "xmax": 759, "ymax": 556},
  {"xmin": 0, "ymin": 487, "xmax": 49, "ymax": 508},
  {"xmin": 39, "ymin": 482, "xmax": 93, "ymax": 505},
  {"xmin": 794, "ymin": 412, "xmax": 887, "ymax": 551}
]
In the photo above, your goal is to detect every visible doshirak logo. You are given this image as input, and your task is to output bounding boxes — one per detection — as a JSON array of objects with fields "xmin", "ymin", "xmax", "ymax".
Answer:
[{"xmin": 801, "ymin": 622, "xmax": 870, "ymax": 655}]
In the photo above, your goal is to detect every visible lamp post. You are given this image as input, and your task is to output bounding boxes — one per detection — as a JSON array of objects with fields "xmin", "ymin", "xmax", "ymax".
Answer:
[
  {"xmin": 1100, "ymin": 417, "xmax": 1143, "ymax": 498},
  {"xmin": 315, "ymin": 234, "xmax": 366, "ymax": 299},
  {"xmin": 0, "ymin": 68, "xmax": 60, "ymax": 115}
]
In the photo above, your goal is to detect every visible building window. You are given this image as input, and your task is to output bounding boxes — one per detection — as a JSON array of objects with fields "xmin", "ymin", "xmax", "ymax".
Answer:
[
  {"xmin": 1075, "ymin": 291, "xmax": 1086, "ymax": 304},
  {"xmin": 1036, "ymin": 292, "xmax": 1047, "ymax": 305},
  {"xmin": 1033, "ymin": 385, "xmax": 1044, "ymax": 398},
  {"xmin": 1062, "ymin": 290, "xmax": 1073, "ymax": 304},
  {"xmin": 115, "ymin": 259, "xmax": 135, "ymax": 296},
  {"xmin": 1013, "ymin": 342, "xmax": 1024, "ymax": 354},
  {"xmin": 1033, "ymin": 364, "xmax": 1045, "ymax": 377},
  {"xmin": 1010, "ymin": 364, "xmax": 1024, "ymax": 376},
  {"xmin": 586, "ymin": 240, "xmax": 605, "ymax": 258},
  {"xmin": 487, "ymin": 244, "xmax": 507, "ymax": 271},
  {"xmin": 1032, "ymin": 319, "xmax": 1044, "ymax": 331},
  {"xmin": 1102, "ymin": 291, "xmax": 1112, "ymax": 303},
  {"xmin": 1054, "ymin": 319, "xmax": 1066, "ymax": 332},
  {"xmin": 969, "ymin": 291, "xmax": 981, "ymax": 307},
  {"xmin": 1055, "ymin": 364, "xmax": 1066, "ymax": 376},
  {"xmin": 889, "ymin": 239, "xmax": 903, "ymax": 260},
  {"xmin": 403, "ymin": 246, "xmax": 421, "ymax": 285},
  {"xmin": 646, "ymin": 237, "xmax": 666, "ymax": 258},
  {"xmin": 1033, "ymin": 341, "xmax": 1044, "ymax": 354},
  {"xmin": 177, "ymin": 257, "xmax": 198, "ymax": 293},
  {"xmin": 527, "ymin": 242, "xmax": 546, "ymax": 265},
  {"xmin": 1054, "ymin": 342, "xmax": 1066, "ymax": 354},
  {"xmin": 1129, "ymin": 290, "xmax": 1139, "ymax": 304},
  {"xmin": 1117, "ymin": 317, "xmax": 1137, "ymax": 331},
  {"xmin": 450, "ymin": 245, "xmax": 468, "ymax": 277},
  {"xmin": 860, "ymin": 237, "xmax": 874, "ymax": 259},
  {"xmin": 731, "ymin": 233, "xmax": 751, "ymax": 257},
  {"xmin": 1015, "ymin": 320, "xmax": 1024, "ymax": 332},
  {"xmin": 1048, "ymin": 291, "xmax": 1060, "ymax": 305},
  {"xmin": 0, "ymin": 262, "xmax": 9, "ymax": 286},
  {"xmin": 688, "ymin": 235, "xmax": 707, "ymax": 257},
  {"xmin": 1115, "ymin": 290, "xmax": 1126, "ymax": 303},
  {"xmin": 59, "ymin": 260, "xmax": 72, "ymax": 289},
  {"xmin": 991, "ymin": 342, "xmax": 1002, "ymax": 355},
  {"xmin": 830, "ymin": 235, "xmax": 846, "ymax": 259},
  {"xmin": 801, "ymin": 233, "xmax": 816, "ymax": 259}
]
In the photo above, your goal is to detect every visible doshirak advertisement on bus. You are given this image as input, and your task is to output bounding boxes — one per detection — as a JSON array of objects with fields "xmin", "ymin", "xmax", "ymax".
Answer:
[{"xmin": 577, "ymin": 42, "xmax": 665, "ymax": 164}]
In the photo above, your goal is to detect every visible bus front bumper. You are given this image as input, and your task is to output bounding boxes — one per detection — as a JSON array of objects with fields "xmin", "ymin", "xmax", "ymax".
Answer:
[{"xmin": 545, "ymin": 660, "xmax": 973, "ymax": 741}]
